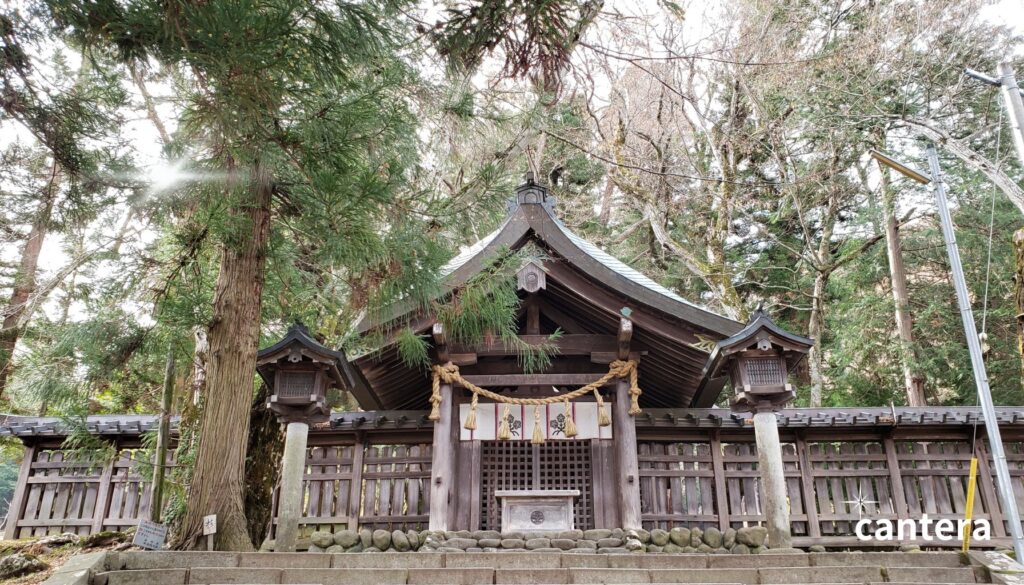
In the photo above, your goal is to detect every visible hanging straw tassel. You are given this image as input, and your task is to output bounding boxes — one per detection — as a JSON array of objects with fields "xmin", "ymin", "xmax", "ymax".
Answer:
[
  {"xmin": 595, "ymin": 389, "xmax": 611, "ymax": 427},
  {"xmin": 497, "ymin": 403, "xmax": 511, "ymax": 440},
  {"xmin": 531, "ymin": 405, "xmax": 545, "ymax": 444},
  {"xmin": 563, "ymin": 398, "xmax": 578, "ymax": 438},
  {"xmin": 627, "ymin": 361, "xmax": 642, "ymax": 416},
  {"xmin": 464, "ymin": 392, "xmax": 478, "ymax": 431},
  {"xmin": 428, "ymin": 367, "xmax": 443, "ymax": 421}
]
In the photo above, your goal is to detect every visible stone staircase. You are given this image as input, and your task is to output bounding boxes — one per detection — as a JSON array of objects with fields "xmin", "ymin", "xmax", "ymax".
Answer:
[{"xmin": 87, "ymin": 550, "xmax": 996, "ymax": 585}]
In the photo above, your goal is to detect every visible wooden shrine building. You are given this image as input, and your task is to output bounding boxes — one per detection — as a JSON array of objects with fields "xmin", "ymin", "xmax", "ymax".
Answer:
[{"xmin": 4, "ymin": 177, "xmax": 1024, "ymax": 549}]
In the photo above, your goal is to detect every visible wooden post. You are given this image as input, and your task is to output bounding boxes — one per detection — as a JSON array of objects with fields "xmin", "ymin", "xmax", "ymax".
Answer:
[
  {"xmin": 614, "ymin": 378, "xmax": 642, "ymax": 529},
  {"xmin": 975, "ymin": 440, "xmax": 1008, "ymax": 537},
  {"xmin": 347, "ymin": 433, "xmax": 364, "ymax": 531},
  {"xmin": 613, "ymin": 314, "xmax": 641, "ymax": 529},
  {"xmin": 91, "ymin": 452, "xmax": 116, "ymax": 533},
  {"xmin": 883, "ymin": 434, "xmax": 910, "ymax": 519},
  {"xmin": 709, "ymin": 432, "xmax": 730, "ymax": 532},
  {"xmin": 275, "ymin": 421, "xmax": 310, "ymax": 552},
  {"xmin": 428, "ymin": 381, "xmax": 454, "ymax": 531},
  {"xmin": 2, "ymin": 443, "xmax": 36, "ymax": 540},
  {"xmin": 150, "ymin": 349, "xmax": 174, "ymax": 523},
  {"xmin": 753, "ymin": 409, "xmax": 792, "ymax": 548},
  {"xmin": 795, "ymin": 433, "xmax": 821, "ymax": 539}
]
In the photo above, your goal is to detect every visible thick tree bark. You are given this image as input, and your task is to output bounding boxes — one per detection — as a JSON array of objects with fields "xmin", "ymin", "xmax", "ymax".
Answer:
[
  {"xmin": 0, "ymin": 161, "xmax": 59, "ymax": 397},
  {"xmin": 173, "ymin": 161, "xmax": 272, "ymax": 551},
  {"xmin": 881, "ymin": 172, "xmax": 926, "ymax": 406},
  {"xmin": 245, "ymin": 383, "xmax": 283, "ymax": 548}
]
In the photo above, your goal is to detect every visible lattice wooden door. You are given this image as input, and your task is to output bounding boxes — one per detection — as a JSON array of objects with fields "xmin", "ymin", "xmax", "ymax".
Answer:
[{"xmin": 480, "ymin": 440, "xmax": 594, "ymax": 531}]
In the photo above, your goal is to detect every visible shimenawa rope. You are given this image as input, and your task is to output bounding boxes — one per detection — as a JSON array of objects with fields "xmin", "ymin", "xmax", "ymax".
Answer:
[{"xmin": 427, "ymin": 359, "xmax": 642, "ymax": 443}]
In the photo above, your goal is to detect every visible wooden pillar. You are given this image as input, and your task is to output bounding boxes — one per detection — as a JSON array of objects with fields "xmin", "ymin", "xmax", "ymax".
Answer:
[
  {"xmin": 614, "ymin": 379, "xmax": 642, "ymax": 529},
  {"xmin": 347, "ymin": 433, "xmax": 364, "ymax": 531},
  {"xmin": 753, "ymin": 409, "xmax": 792, "ymax": 548},
  {"xmin": 2, "ymin": 443, "xmax": 36, "ymax": 540},
  {"xmin": 709, "ymin": 432, "xmax": 730, "ymax": 532},
  {"xmin": 91, "ymin": 450, "xmax": 116, "ymax": 533},
  {"xmin": 428, "ymin": 381, "xmax": 454, "ymax": 531},
  {"xmin": 795, "ymin": 432, "xmax": 821, "ymax": 539}
]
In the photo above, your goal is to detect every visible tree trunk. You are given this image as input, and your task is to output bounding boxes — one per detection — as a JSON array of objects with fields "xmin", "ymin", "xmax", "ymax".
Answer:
[
  {"xmin": 0, "ymin": 161, "xmax": 59, "ymax": 397},
  {"xmin": 173, "ymin": 161, "xmax": 272, "ymax": 551},
  {"xmin": 881, "ymin": 172, "xmax": 926, "ymax": 406},
  {"xmin": 1015, "ymin": 228, "xmax": 1024, "ymax": 394},
  {"xmin": 245, "ymin": 383, "xmax": 283, "ymax": 548},
  {"xmin": 808, "ymin": 270, "xmax": 827, "ymax": 407}
]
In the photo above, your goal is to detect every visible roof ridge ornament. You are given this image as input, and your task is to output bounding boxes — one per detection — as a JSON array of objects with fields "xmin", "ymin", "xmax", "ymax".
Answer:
[{"xmin": 508, "ymin": 171, "xmax": 556, "ymax": 213}]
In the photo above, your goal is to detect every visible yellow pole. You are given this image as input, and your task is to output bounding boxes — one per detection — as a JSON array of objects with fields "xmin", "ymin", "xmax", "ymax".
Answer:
[{"xmin": 963, "ymin": 457, "xmax": 979, "ymax": 552}]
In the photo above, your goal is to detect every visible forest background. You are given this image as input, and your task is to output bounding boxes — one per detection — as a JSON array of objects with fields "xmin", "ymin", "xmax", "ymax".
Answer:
[{"xmin": 1, "ymin": 0, "xmax": 1023, "ymax": 548}]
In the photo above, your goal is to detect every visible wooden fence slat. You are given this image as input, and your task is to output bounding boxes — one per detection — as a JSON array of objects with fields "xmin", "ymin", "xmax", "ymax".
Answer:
[{"xmin": 795, "ymin": 436, "xmax": 820, "ymax": 538}]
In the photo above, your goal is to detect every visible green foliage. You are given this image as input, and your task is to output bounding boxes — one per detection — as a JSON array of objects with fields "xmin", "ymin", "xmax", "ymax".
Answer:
[
  {"xmin": 396, "ymin": 328, "xmax": 430, "ymax": 369},
  {"xmin": 434, "ymin": 246, "xmax": 561, "ymax": 373},
  {"xmin": 431, "ymin": 0, "xmax": 603, "ymax": 92}
]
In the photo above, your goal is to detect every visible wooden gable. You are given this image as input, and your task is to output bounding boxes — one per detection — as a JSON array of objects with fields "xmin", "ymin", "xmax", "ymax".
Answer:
[{"xmin": 349, "ymin": 178, "xmax": 744, "ymax": 411}]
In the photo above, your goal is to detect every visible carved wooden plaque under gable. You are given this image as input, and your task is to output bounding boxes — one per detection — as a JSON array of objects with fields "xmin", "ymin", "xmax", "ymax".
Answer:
[{"xmin": 517, "ymin": 260, "xmax": 547, "ymax": 293}]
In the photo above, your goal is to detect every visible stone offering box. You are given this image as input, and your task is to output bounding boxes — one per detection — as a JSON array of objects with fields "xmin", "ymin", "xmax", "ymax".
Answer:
[{"xmin": 495, "ymin": 489, "xmax": 580, "ymax": 533}]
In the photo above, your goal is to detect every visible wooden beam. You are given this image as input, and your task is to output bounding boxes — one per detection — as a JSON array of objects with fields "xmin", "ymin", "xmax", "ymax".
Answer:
[
  {"xmin": 591, "ymin": 351, "xmax": 645, "ymax": 364},
  {"xmin": 460, "ymin": 373, "xmax": 619, "ymax": 387},
  {"xmin": 449, "ymin": 353, "xmax": 478, "ymax": 366},
  {"xmin": 536, "ymin": 298, "xmax": 587, "ymax": 334},
  {"xmin": 618, "ymin": 316, "xmax": 633, "ymax": 360},
  {"xmin": 433, "ymin": 323, "xmax": 449, "ymax": 363},
  {"xmin": 450, "ymin": 334, "xmax": 622, "ymax": 356}
]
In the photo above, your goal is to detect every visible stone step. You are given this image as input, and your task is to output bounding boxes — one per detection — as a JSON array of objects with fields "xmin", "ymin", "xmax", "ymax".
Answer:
[
  {"xmin": 886, "ymin": 567, "xmax": 978, "ymax": 582},
  {"xmin": 648, "ymin": 569, "xmax": 758, "ymax": 583},
  {"xmin": 759, "ymin": 566, "xmax": 885, "ymax": 584},
  {"xmin": 567, "ymin": 568, "xmax": 653, "ymax": 583},
  {"xmin": 445, "ymin": 553, "xmax": 564, "ymax": 569},
  {"xmin": 809, "ymin": 552, "xmax": 965, "ymax": 568},
  {"xmin": 116, "ymin": 552, "xmax": 241, "ymax": 570},
  {"xmin": 409, "ymin": 568, "xmax": 495, "ymax": 584},
  {"xmin": 97, "ymin": 568, "xmax": 189, "ymax": 585}
]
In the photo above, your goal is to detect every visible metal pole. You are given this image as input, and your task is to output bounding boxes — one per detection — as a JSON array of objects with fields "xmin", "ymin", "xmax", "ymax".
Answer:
[
  {"xmin": 926, "ymin": 144, "xmax": 1024, "ymax": 560},
  {"xmin": 997, "ymin": 62, "xmax": 1024, "ymax": 168}
]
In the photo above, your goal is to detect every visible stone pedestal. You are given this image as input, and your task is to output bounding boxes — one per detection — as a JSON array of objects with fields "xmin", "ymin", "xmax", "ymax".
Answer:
[
  {"xmin": 753, "ymin": 410, "xmax": 792, "ymax": 548},
  {"xmin": 495, "ymin": 489, "xmax": 580, "ymax": 532},
  {"xmin": 275, "ymin": 421, "xmax": 309, "ymax": 552}
]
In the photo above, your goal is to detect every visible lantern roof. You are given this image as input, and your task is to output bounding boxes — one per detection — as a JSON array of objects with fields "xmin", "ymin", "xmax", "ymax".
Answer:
[
  {"xmin": 256, "ymin": 322, "xmax": 354, "ymax": 391},
  {"xmin": 696, "ymin": 306, "xmax": 812, "ymax": 399}
]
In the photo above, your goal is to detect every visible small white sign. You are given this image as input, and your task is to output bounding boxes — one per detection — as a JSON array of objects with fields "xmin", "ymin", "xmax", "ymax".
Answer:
[
  {"xmin": 203, "ymin": 514, "xmax": 217, "ymax": 536},
  {"xmin": 133, "ymin": 520, "xmax": 168, "ymax": 550}
]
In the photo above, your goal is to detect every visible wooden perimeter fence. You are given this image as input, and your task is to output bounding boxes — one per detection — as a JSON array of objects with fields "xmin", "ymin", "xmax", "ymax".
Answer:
[
  {"xmin": 5, "ymin": 417, "xmax": 1024, "ymax": 548},
  {"xmin": 637, "ymin": 429, "xmax": 1024, "ymax": 547}
]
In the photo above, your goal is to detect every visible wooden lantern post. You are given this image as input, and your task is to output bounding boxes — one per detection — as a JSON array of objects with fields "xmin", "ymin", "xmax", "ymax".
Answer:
[
  {"xmin": 257, "ymin": 323, "xmax": 349, "ymax": 551},
  {"xmin": 702, "ymin": 307, "xmax": 812, "ymax": 549}
]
